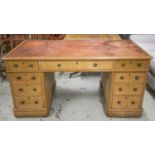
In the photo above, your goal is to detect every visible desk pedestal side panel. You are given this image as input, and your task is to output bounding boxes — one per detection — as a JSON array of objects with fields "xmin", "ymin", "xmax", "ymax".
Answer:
[
  {"xmin": 100, "ymin": 71, "xmax": 147, "ymax": 117},
  {"xmin": 7, "ymin": 71, "xmax": 55, "ymax": 117}
]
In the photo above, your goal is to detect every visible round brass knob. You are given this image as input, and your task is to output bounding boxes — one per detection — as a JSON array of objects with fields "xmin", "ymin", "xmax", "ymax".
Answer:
[
  {"xmin": 57, "ymin": 64, "xmax": 62, "ymax": 67},
  {"xmin": 133, "ymin": 88, "xmax": 137, "ymax": 91},
  {"xmin": 33, "ymin": 88, "xmax": 37, "ymax": 91},
  {"xmin": 31, "ymin": 76, "xmax": 36, "ymax": 80},
  {"xmin": 120, "ymin": 76, "xmax": 124, "ymax": 80},
  {"xmin": 21, "ymin": 101, "xmax": 25, "ymax": 104},
  {"xmin": 34, "ymin": 101, "xmax": 38, "ymax": 104},
  {"xmin": 135, "ymin": 76, "xmax": 139, "ymax": 80},
  {"xmin": 137, "ymin": 63, "xmax": 142, "ymax": 67},
  {"xmin": 118, "ymin": 88, "xmax": 123, "ymax": 91},
  {"xmin": 117, "ymin": 101, "xmax": 121, "ymax": 104},
  {"xmin": 19, "ymin": 88, "xmax": 23, "ymax": 92},
  {"xmin": 16, "ymin": 76, "xmax": 21, "ymax": 80},
  {"xmin": 93, "ymin": 63, "xmax": 98, "ymax": 67},
  {"xmin": 131, "ymin": 101, "xmax": 135, "ymax": 105},
  {"xmin": 29, "ymin": 64, "xmax": 33, "ymax": 68},
  {"xmin": 14, "ymin": 64, "xmax": 18, "ymax": 68},
  {"xmin": 121, "ymin": 63, "xmax": 125, "ymax": 67}
]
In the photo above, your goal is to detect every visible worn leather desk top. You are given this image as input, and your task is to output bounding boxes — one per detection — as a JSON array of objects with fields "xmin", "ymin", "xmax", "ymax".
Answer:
[{"xmin": 3, "ymin": 40, "xmax": 151, "ymax": 60}]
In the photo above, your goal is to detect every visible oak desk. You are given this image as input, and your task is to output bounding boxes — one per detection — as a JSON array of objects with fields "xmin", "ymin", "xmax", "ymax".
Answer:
[{"xmin": 3, "ymin": 40, "xmax": 151, "ymax": 117}]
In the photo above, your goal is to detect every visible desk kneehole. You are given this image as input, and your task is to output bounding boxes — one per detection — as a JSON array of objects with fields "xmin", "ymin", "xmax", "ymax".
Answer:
[{"xmin": 39, "ymin": 60, "xmax": 114, "ymax": 71}]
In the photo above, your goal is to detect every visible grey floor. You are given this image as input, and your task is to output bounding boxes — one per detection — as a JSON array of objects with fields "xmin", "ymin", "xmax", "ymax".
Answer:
[{"xmin": 0, "ymin": 72, "xmax": 155, "ymax": 121}]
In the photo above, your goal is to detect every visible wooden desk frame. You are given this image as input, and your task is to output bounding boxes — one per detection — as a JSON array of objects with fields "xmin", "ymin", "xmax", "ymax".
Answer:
[{"xmin": 3, "ymin": 40, "xmax": 151, "ymax": 117}]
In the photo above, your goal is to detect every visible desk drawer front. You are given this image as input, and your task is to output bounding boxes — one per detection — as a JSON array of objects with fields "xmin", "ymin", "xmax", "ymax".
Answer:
[
  {"xmin": 78, "ymin": 61, "xmax": 113, "ymax": 70},
  {"xmin": 39, "ymin": 61, "xmax": 77, "ymax": 71},
  {"xmin": 112, "ymin": 96, "xmax": 140, "ymax": 109},
  {"xmin": 115, "ymin": 60, "xmax": 150, "ymax": 71},
  {"xmin": 113, "ymin": 83, "xmax": 143, "ymax": 95},
  {"xmin": 7, "ymin": 61, "xmax": 38, "ymax": 72},
  {"xmin": 39, "ymin": 60, "xmax": 114, "ymax": 71},
  {"xmin": 9, "ymin": 73, "xmax": 42, "ymax": 83},
  {"xmin": 14, "ymin": 96, "xmax": 43, "ymax": 110},
  {"xmin": 13, "ymin": 84, "xmax": 42, "ymax": 96},
  {"xmin": 113, "ymin": 72, "xmax": 146, "ymax": 82}
]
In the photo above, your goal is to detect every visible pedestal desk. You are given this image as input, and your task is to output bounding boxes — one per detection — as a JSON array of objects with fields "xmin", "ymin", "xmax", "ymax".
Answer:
[{"xmin": 3, "ymin": 40, "xmax": 151, "ymax": 117}]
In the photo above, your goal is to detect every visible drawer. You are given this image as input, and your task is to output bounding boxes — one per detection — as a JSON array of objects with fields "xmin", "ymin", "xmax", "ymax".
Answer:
[
  {"xmin": 14, "ymin": 96, "xmax": 43, "ymax": 110},
  {"xmin": 13, "ymin": 84, "xmax": 42, "ymax": 96},
  {"xmin": 39, "ymin": 60, "xmax": 114, "ymax": 71},
  {"xmin": 7, "ymin": 61, "xmax": 38, "ymax": 72},
  {"xmin": 78, "ymin": 61, "xmax": 114, "ymax": 70},
  {"xmin": 112, "ymin": 96, "xmax": 140, "ymax": 109},
  {"xmin": 113, "ymin": 72, "xmax": 146, "ymax": 82},
  {"xmin": 115, "ymin": 60, "xmax": 150, "ymax": 71},
  {"xmin": 39, "ymin": 61, "xmax": 78, "ymax": 71},
  {"xmin": 9, "ymin": 73, "xmax": 42, "ymax": 83},
  {"xmin": 113, "ymin": 83, "xmax": 143, "ymax": 95}
]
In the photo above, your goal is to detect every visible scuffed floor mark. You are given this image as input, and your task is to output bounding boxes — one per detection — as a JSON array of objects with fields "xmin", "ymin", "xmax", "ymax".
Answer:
[
  {"xmin": 55, "ymin": 112, "xmax": 60, "ymax": 120},
  {"xmin": 80, "ymin": 87, "xmax": 87, "ymax": 90},
  {"xmin": 87, "ymin": 114, "xmax": 90, "ymax": 119},
  {"xmin": 55, "ymin": 104, "xmax": 62, "ymax": 120},
  {"xmin": 51, "ymin": 106, "xmax": 54, "ymax": 112},
  {"xmin": 58, "ymin": 104, "xmax": 62, "ymax": 113},
  {"xmin": 66, "ymin": 98, "xmax": 70, "ymax": 102}
]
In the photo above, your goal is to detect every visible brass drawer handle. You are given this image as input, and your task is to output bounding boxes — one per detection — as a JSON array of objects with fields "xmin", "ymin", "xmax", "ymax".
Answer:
[
  {"xmin": 34, "ymin": 101, "xmax": 38, "ymax": 104},
  {"xmin": 57, "ymin": 64, "xmax": 62, "ymax": 67},
  {"xmin": 133, "ymin": 88, "xmax": 137, "ymax": 91},
  {"xmin": 121, "ymin": 63, "xmax": 125, "ymax": 67},
  {"xmin": 19, "ymin": 88, "xmax": 23, "ymax": 92},
  {"xmin": 31, "ymin": 76, "xmax": 36, "ymax": 80},
  {"xmin": 21, "ymin": 101, "xmax": 25, "ymax": 104},
  {"xmin": 16, "ymin": 76, "xmax": 21, "ymax": 80},
  {"xmin": 131, "ymin": 101, "xmax": 135, "ymax": 105},
  {"xmin": 137, "ymin": 63, "xmax": 142, "ymax": 67},
  {"xmin": 117, "ymin": 101, "xmax": 121, "ymax": 104},
  {"xmin": 93, "ymin": 63, "xmax": 98, "ymax": 67},
  {"xmin": 33, "ymin": 88, "xmax": 37, "ymax": 91},
  {"xmin": 135, "ymin": 76, "xmax": 139, "ymax": 80},
  {"xmin": 120, "ymin": 76, "xmax": 124, "ymax": 80},
  {"xmin": 14, "ymin": 64, "xmax": 18, "ymax": 68},
  {"xmin": 118, "ymin": 88, "xmax": 123, "ymax": 91},
  {"xmin": 29, "ymin": 64, "xmax": 33, "ymax": 68}
]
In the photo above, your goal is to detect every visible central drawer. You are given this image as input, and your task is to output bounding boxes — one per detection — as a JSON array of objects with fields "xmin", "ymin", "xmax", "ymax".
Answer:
[
  {"xmin": 13, "ymin": 84, "xmax": 42, "ymax": 96},
  {"xmin": 39, "ymin": 60, "xmax": 114, "ymax": 71}
]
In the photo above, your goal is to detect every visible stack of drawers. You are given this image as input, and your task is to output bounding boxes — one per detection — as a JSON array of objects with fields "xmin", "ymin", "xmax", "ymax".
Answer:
[
  {"xmin": 6, "ymin": 60, "xmax": 55, "ymax": 117},
  {"xmin": 101, "ymin": 59, "xmax": 150, "ymax": 117}
]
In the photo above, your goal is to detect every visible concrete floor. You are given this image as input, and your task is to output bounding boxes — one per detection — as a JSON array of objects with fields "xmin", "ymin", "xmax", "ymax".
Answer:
[{"xmin": 0, "ymin": 72, "xmax": 155, "ymax": 121}]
